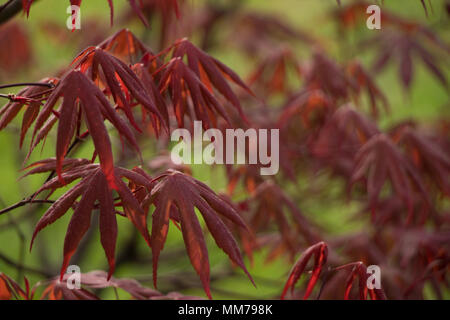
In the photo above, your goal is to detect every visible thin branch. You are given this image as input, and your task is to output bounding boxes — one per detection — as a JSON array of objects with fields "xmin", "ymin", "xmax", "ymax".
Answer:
[
  {"xmin": 0, "ymin": 196, "xmax": 26, "ymax": 281},
  {"xmin": 0, "ymin": 93, "xmax": 41, "ymax": 102},
  {"xmin": 0, "ymin": 82, "xmax": 55, "ymax": 101},
  {"xmin": 0, "ymin": 252, "xmax": 52, "ymax": 277},
  {"xmin": 0, "ymin": 82, "xmax": 55, "ymax": 90},
  {"xmin": 0, "ymin": 136, "xmax": 84, "ymax": 217},
  {"xmin": 0, "ymin": 199, "xmax": 54, "ymax": 216},
  {"xmin": 0, "ymin": 0, "xmax": 14, "ymax": 11},
  {"xmin": 0, "ymin": 0, "xmax": 22, "ymax": 25}
]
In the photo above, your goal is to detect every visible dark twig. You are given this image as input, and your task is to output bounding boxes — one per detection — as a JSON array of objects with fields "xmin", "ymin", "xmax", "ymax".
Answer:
[
  {"xmin": 0, "ymin": 0, "xmax": 22, "ymax": 25},
  {"xmin": 0, "ymin": 135, "xmax": 85, "ymax": 217},
  {"xmin": 0, "ymin": 82, "xmax": 55, "ymax": 90},
  {"xmin": 0, "ymin": 252, "xmax": 52, "ymax": 277},
  {"xmin": 0, "ymin": 199, "xmax": 55, "ymax": 216}
]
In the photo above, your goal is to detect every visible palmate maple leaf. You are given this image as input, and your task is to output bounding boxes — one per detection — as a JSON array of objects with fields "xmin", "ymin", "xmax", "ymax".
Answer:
[
  {"xmin": 157, "ymin": 57, "xmax": 231, "ymax": 129},
  {"xmin": 311, "ymin": 106, "xmax": 380, "ymax": 178},
  {"xmin": 167, "ymin": 38, "xmax": 253, "ymax": 122},
  {"xmin": 333, "ymin": 2, "xmax": 371, "ymax": 29},
  {"xmin": 334, "ymin": 262, "xmax": 387, "ymax": 300},
  {"xmin": 141, "ymin": 169, "xmax": 254, "ymax": 299},
  {"xmin": 281, "ymin": 242, "xmax": 328, "ymax": 300},
  {"xmin": 248, "ymin": 47, "xmax": 302, "ymax": 96},
  {"xmin": 132, "ymin": 63, "xmax": 169, "ymax": 129},
  {"xmin": 276, "ymin": 90, "xmax": 336, "ymax": 172},
  {"xmin": 392, "ymin": 126, "xmax": 450, "ymax": 196},
  {"xmin": 29, "ymin": 70, "xmax": 142, "ymax": 186},
  {"xmin": 24, "ymin": 158, "xmax": 153, "ymax": 280},
  {"xmin": 247, "ymin": 181, "xmax": 321, "ymax": 261},
  {"xmin": 391, "ymin": 229, "xmax": 450, "ymax": 299},
  {"xmin": 346, "ymin": 61, "xmax": 389, "ymax": 118},
  {"xmin": 98, "ymin": 29, "xmax": 155, "ymax": 64},
  {"xmin": 350, "ymin": 134, "xmax": 432, "ymax": 224},
  {"xmin": 72, "ymin": 46, "xmax": 166, "ymax": 132},
  {"xmin": 225, "ymin": 164, "xmax": 265, "ymax": 196},
  {"xmin": 282, "ymin": 242, "xmax": 387, "ymax": 300},
  {"xmin": 364, "ymin": 24, "xmax": 449, "ymax": 90},
  {"xmin": 0, "ymin": 78, "xmax": 57, "ymax": 148},
  {"xmin": 304, "ymin": 51, "xmax": 358, "ymax": 101},
  {"xmin": 277, "ymin": 89, "xmax": 335, "ymax": 130}
]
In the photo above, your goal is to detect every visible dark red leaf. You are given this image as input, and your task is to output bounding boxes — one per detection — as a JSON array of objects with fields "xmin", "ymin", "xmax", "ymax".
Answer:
[
  {"xmin": 281, "ymin": 242, "xmax": 328, "ymax": 300},
  {"xmin": 142, "ymin": 169, "xmax": 254, "ymax": 299},
  {"xmin": 25, "ymin": 159, "xmax": 153, "ymax": 280}
]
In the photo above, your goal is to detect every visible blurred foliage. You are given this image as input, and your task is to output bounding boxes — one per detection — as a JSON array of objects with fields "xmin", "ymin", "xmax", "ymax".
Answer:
[{"xmin": 0, "ymin": 0, "xmax": 448, "ymax": 299}]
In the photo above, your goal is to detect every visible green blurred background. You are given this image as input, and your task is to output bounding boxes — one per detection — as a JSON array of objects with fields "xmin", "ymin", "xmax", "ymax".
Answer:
[{"xmin": 0, "ymin": 0, "xmax": 448, "ymax": 299}]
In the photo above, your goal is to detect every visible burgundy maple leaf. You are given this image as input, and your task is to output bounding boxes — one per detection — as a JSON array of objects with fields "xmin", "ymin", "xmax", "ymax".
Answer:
[
  {"xmin": 350, "ymin": 134, "xmax": 432, "ymax": 224},
  {"xmin": 278, "ymin": 89, "xmax": 335, "ymax": 130},
  {"xmin": 311, "ymin": 105, "xmax": 380, "ymax": 177},
  {"xmin": 248, "ymin": 181, "xmax": 321, "ymax": 260},
  {"xmin": 365, "ymin": 23, "xmax": 449, "ymax": 90},
  {"xmin": 0, "ymin": 78, "xmax": 57, "ymax": 148},
  {"xmin": 303, "ymin": 51, "xmax": 358, "ymax": 101},
  {"xmin": 168, "ymin": 38, "xmax": 253, "ymax": 122},
  {"xmin": 157, "ymin": 57, "xmax": 231, "ymax": 129},
  {"xmin": 141, "ymin": 169, "xmax": 254, "ymax": 299},
  {"xmin": 29, "ymin": 70, "xmax": 141, "ymax": 186},
  {"xmin": 392, "ymin": 126, "xmax": 450, "ymax": 196},
  {"xmin": 72, "ymin": 46, "xmax": 166, "ymax": 132},
  {"xmin": 346, "ymin": 61, "xmax": 389, "ymax": 118},
  {"xmin": 248, "ymin": 47, "xmax": 302, "ymax": 96},
  {"xmin": 334, "ymin": 262, "xmax": 387, "ymax": 300},
  {"xmin": 281, "ymin": 242, "xmax": 328, "ymax": 300},
  {"xmin": 24, "ymin": 159, "xmax": 153, "ymax": 280},
  {"xmin": 98, "ymin": 28, "xmax": 155, "ymax": 64}
]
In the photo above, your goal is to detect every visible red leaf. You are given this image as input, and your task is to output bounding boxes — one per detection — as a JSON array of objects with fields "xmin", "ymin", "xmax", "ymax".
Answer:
[
  {"xmin": 30, "ymin": 70, "xmax": 140, "ymax": 186},
  {"xmin": 158, "ymin": 57, "xmax": 230, "ymax": 129},
  {"xmin": 394, "ymin": 127, "xmax": 450, "ymax": 196},
  {"xmin": 73, "ymin": 47, "xmax": 166, "ymax": 133},
  {"xmin": 98, "ymin": 29, "xmax": 155, "ymax": 64},
  {"xmin": 248, "ymin": 47, "xmax": 302, "ymax": 96},
  {"xmin": 281, "ymin": 242, "xmax": 328, "ymax": 300},
  {"xmin": 0, "ymin": 273, "xmax": 29, "ymax": 300},
  {"xmin": 335, "ymin": 262, "xmax": 387, "ymax": 300},
  {"xmin": 350, "ymin": 133, "xmax": 432, "ymax": 224},
  {"xmin": 142, "ymin": 169, "xmax": 254, "ymax": 299},
  {"xmin": 169, "ymin": 39, "xmax": 253, "ymax": 122},
  {"xmin": 25, "ymin": 159, "xmax": 153, "ymax": 280},
  {"xmin": 0, "ymin": 78, "xmax": 57, "ymax": 147},
  {"xmin": 60, "ymin": 172, "xmax": 99, "ymax": 279}
]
